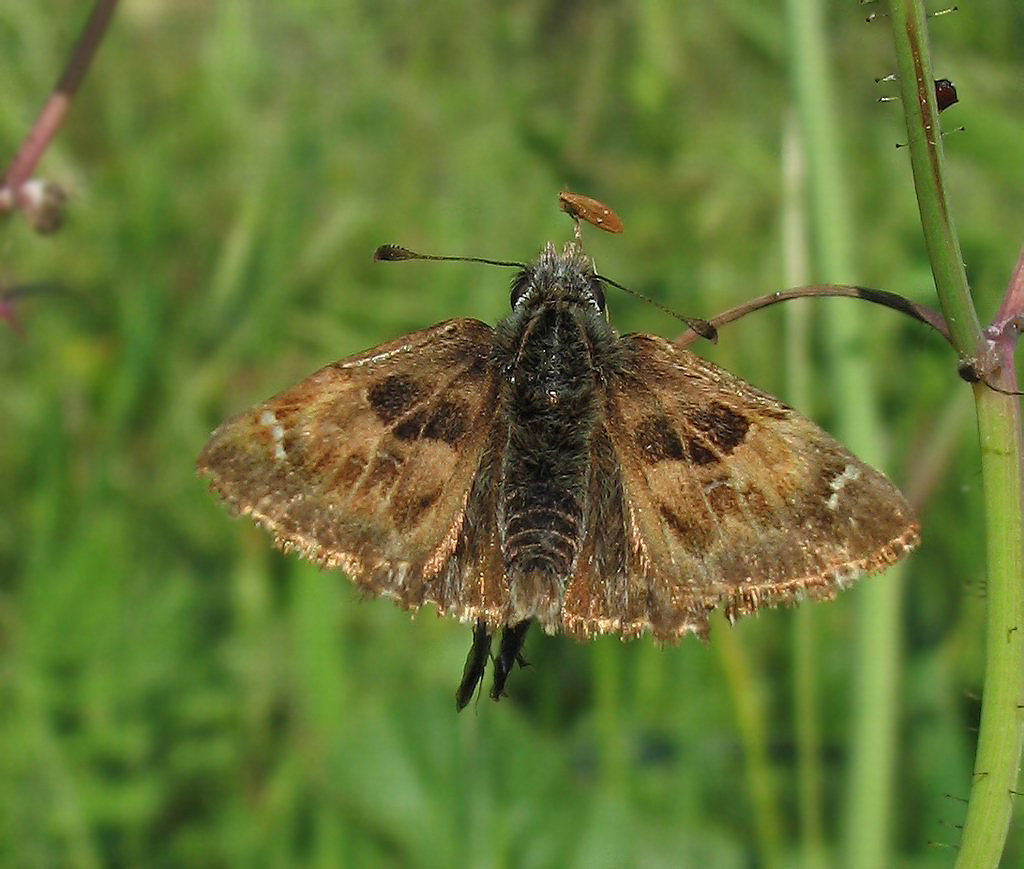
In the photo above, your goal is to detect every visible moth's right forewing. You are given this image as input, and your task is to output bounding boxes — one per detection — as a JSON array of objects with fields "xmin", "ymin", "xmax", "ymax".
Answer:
[{"xmin": 600, "ymin": 334, "xmax": 919, "ymax": 636}]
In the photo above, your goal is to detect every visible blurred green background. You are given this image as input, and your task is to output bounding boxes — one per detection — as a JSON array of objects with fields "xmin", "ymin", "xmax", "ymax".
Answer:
[{"xmin": 2, "ymin": 2, "xmax": 1023, "ymax": 866}]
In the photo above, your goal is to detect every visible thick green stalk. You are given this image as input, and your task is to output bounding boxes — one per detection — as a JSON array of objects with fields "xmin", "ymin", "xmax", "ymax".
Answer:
[
  {"xmin": 885, "ymin": 3, "xmax": 1024, "ymax": 865},
  {"xmin": 885, "ymin": 1, "xmax": 981, "ymax": 353},
  {"xmin": 958, "ymin": 379, "xmax": 1024, "ymax": 865}
]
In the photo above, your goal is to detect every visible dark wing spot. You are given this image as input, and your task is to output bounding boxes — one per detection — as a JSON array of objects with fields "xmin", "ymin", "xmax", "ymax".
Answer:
[
  {"xmin": 390, "ymin": 400, "xmax": 469, "ymax": 446},
  {"xmin": 423, "ymin": 399, "xmax": 469, "ymax": 446},
  {"xmin": 368, "ymin": 375, "xmax": 422, "ymax": 423},
  {"xmin": 393, "ymin": 410, "xmax": 427, "ymax": 442},
  {"xmin": 689, "ymin": 402, "xmax": 750, "ymax": 453},
  {"xmin": 464, "ymin": 354, "xmax": 490, "ymax": 381},
  {"xmin": 362, "ymin": 449, "xmax": 404, "ymax": 490},
  {"xmin": 636, "ymin": 415, "xmax": 686, "ymax": 464},
  {"xmin": 658, "ymin": 504, "xmax": 714, "ymax": 551},
  {"xmin": 395, "ymin": 486, "xmax": 443, "ymax": 530},
  {"xmin": 686, "ymin": 438, "xmax": 719, "ymax": 465}
]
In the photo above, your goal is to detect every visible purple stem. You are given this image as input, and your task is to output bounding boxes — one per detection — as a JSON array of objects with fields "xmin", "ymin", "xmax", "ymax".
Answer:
[
  {"xmin": 2, "ymin": 0, "xmax": 119, "ymax": 196},
  {"xmin": 991, "ymin": 243, "xmax": 1024, "ymax": 334}
]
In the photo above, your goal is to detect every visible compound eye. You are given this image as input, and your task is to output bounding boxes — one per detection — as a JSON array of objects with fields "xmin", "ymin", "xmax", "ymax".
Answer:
[
  {"xmin": 589, "ymin": 278, "xmax": 606, "ymax": 312},
  {"xmin": 509, "ymin": 270, "xmax": 532, "ymax": 308}
]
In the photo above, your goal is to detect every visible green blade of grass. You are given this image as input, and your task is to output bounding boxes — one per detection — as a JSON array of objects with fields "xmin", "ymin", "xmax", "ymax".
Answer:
[
  {"xmin": 786, "ymin": 2, "xmax": 908, "ymax": 865},
  {"xmin": 885, "ymin": 3, "xmax": 1024, "ymax": 865},
  {"xmin": 782, "ymin": 109, "xmax": 826, "ymax": 869},
  {"xmin": 715, "ymin": 619, "xmax": 782, "ymax": 868}
]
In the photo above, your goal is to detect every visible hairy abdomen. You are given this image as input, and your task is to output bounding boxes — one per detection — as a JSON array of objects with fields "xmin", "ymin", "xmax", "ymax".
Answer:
[{"xmin": 499, "ymin": 306, "xmax": 600, "ymax": 625}]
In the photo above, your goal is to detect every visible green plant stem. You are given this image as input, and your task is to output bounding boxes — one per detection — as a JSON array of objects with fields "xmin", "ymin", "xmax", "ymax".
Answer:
[
  {"xmin": 783, "ymin": 110, "xmax": 826, "ymax": 869},
  {"xmin": 787, "ymin": 2, "xmax": 905, "ymax": 865},
  {"xmin": 957, "ymin": 379, "xmax": 1024, "ymax": 866},
  {"xmin": 884, "ymin": 0, "xmax": 981, "ymax": 356},
  {"xmin": 593, "ymin": 637, "xmax": 628, "ymax": 793},
  {"xmin": 715, "ymin": 622, "xmax": 781, "ymax": 867},
  {"xmin": 885, "ymin": 3, "xmax": 1024, "ymax": 865}
]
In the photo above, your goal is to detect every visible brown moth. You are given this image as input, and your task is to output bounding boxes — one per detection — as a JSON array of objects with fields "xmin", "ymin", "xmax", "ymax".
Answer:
[{"xmin": 197, "ymin": 232, "xmax": 919, "ymax": 711}]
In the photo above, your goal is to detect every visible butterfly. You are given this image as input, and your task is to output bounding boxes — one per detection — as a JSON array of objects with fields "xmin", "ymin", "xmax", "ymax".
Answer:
[{"xmin": 197, "ymin": 236, "xmax": 919, "ymax": 710}]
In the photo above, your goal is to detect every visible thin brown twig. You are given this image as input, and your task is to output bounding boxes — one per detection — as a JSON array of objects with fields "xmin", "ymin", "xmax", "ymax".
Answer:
[
  {"xmin": 2, "ymin": 0, "xmax": 119, "ymax": 197},
  {"xmin": 673, "ymin": 284, "xmax": 952, "ymax": 349}
]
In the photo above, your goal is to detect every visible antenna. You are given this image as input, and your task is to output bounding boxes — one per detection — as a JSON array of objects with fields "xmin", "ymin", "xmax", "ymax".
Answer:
[
  {"xmin": 373, "ymin": 244, "xmax": 524, "ymax": 270},
  {"xmin": 596, "ymin": 272, "xmax": 718, "ymax": 342},
  {"xmin": 374, "ymin": 192, "xmax": 718, "ymax": 344}
]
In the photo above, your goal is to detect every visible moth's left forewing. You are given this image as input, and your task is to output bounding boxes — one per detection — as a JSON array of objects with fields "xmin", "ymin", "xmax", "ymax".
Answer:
[
  {"xmin": 197, "ymin": 318, "xmax": 505, "ymax": 618},
  {"xmin": 602, "ymin": 334, "xmax": 919, "ymax": 635}
]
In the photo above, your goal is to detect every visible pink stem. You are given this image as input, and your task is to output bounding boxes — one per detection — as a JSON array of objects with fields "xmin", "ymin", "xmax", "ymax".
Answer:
[
  {"xmin": 2, "ymin": 0, "xmax": 119, "ymax": 193},
  {"xmin": 992, "ymin": 242, "xmax": 1024, "ymax": 331}
]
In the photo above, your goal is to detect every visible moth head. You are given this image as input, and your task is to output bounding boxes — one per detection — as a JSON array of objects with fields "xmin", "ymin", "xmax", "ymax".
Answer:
[
  {"xmin": 373, "ymin": 239, "xmax": 715, "ymax": 343},
  {"xmin": 509, "ymin": 242, "xmax": 606, "ymax": 314}
]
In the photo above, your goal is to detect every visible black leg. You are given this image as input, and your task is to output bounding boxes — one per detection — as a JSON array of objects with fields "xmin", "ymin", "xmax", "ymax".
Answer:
[
  {"xmin": 455, "ymin": 621, "xmax": 492, "ymax": 712},
  {"xmin": 490, "ymin": 620, "xmax": 531, "ymax": 702}
]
